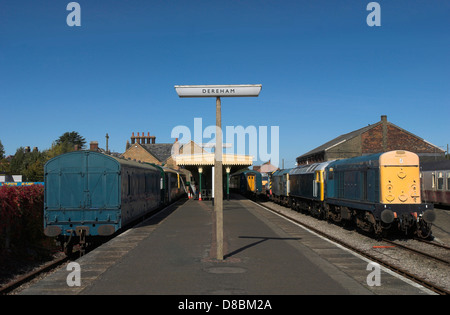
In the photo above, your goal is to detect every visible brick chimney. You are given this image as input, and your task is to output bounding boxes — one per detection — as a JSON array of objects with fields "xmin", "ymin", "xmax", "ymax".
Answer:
[
  {"xmin": 381, "ymin": 115, "xmax": 388, "ymax": 151},
  {"xmin": 130, "ymin": 132, "xmax": 156, "ymax": 145},
  {"xmin": 90, "ymin": 141, "xmax": 99, "ymax": 151}
]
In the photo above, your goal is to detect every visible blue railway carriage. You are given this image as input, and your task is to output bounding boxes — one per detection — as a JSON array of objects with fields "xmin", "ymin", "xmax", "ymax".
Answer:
[
  {"xmin": 162, "ymin": 166, "xmax": 187, "ymax": 203},
  {"xmin": 44, "ymin": 151, "xmax": 163, "ymax": 254},
  {"xmin": 325, "ymin": 150, "xmax": 435, "ymax": 238}
]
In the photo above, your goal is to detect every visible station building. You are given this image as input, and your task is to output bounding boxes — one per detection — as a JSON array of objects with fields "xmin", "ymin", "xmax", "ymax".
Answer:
[
  {"xmin": 121, "ymin": 132, "xmax": 175, "ymax": 168},
  {"xmin": 296, "ymin": 115, "xmax": 445, "ymax": 165},
  {"xmin": 121, "ymin": 132, "xmax": 253, "ymax": 200}
]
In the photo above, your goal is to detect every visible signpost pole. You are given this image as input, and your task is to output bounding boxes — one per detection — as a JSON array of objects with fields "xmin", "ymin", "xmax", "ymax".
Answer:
[
  {"xmin": 174, "ymin": 84, "xmax": 261, "ymax": 261},
  {"xmin": 215, "ymin": 96, "xmax": 223, "ymax": 260}
]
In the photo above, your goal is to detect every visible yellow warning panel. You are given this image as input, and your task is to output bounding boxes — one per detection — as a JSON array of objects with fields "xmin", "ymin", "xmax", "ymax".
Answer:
[{"xmin": 379, "ymin": 151, "xmax": 421, "ymax": 204}]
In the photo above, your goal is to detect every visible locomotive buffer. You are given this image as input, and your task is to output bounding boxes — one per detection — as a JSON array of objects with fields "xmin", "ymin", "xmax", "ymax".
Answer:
[{"xmin": 175, "ymin": 84, "xmax": 262, "ymax": 260}]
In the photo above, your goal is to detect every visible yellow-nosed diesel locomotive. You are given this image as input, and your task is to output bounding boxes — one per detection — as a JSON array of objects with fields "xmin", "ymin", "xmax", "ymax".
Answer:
[{"xmin": 271, "ymin": 150, "xmax": 435, "ymax": 239}]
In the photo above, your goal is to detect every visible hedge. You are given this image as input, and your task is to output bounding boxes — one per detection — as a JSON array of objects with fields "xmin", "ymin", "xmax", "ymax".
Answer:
[{"xmin": 0, "ymin": 185, "xmax": 46, "ymax": 253}]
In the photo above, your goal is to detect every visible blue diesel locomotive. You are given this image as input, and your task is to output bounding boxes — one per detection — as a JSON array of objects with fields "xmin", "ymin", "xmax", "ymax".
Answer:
[
  {"xmin": 269, "ymin": 151, "xmax": 435, "ymax": 238},
  {"xmin": 230, "ymin": 169, "xmax": 263, "ymax": 197},
  {"xmin": 43, "ymin": 151, "xmax": 186, "ymax": 254}
]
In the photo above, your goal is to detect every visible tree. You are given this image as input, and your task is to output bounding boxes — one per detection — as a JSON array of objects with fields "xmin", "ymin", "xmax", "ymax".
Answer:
[
  {"xmin": 8, "ymin": 147, "xmax": 46, "ymax": 181},
  {"xmin": 9, "ymin": 147, "xmax": 26, "ymax": 176},
  {"xmin": 0, "ymin": 139, "xmax": 4, "ymax": 159},
  {"xmin": 56, "ymin": 131, "xmax": 86, "ymax": 149},
  {"xmin": 0, "ymin": 158, "xmax": 10, "ymax": 174},
  {"xmin": 45, "ymin": 141, "xmax": 75, "ymax": 160}
]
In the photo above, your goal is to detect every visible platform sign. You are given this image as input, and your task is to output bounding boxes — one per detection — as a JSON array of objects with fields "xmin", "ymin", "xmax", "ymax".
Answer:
[{"xmin": 174, "ymin": 84, "xmax": 262, "ymax": 98}]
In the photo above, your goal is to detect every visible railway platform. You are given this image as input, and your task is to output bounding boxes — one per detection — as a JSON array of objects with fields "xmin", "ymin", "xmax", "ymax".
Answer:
[{"xmin": 19, "ymin": 195, "xmax": 434, "ymax": 295}]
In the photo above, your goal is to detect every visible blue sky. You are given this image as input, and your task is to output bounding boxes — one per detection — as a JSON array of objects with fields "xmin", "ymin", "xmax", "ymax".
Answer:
[{"xmin": 0, "ymin": 0, "xmax": 449, "ymax": 167}]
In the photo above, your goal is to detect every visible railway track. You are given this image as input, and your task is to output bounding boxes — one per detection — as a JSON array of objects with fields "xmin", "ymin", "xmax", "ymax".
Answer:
[
  {"xmin": 253, "ymin": 199, "xmax": 450, "ymax": 295},
  {"xmin": 415, "ymin": 238, "xmax": 450, "ymax": 250},
  {"xmin": 0, "ymin": 253, "xmax": 69, "ymax": 295},
  {"xmin": 382, "ymin": 238, "xmax": 450, "ymax": 266}
]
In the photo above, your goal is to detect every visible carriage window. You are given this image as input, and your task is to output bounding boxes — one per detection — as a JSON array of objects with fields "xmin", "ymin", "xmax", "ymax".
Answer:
[
  {"xmin": 431, "ymin": 173, "xmax": 435, "ymax": 189},
  {"xmin": 438, "ymin": 172, "xmax": 444, "ymax": 190},
  {"xmin": 447, "ymin": 173, "xmax": 450, "ymax": 191}
]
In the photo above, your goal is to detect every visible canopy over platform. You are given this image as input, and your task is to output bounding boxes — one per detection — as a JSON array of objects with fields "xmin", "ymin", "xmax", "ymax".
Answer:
[
  {"xmin": 175, "ymin": 153, "xmax": 252, "ymax": 167},
  {"xmin": 174, "ymin": 153, "xmax": 253, "ymax": 201}
]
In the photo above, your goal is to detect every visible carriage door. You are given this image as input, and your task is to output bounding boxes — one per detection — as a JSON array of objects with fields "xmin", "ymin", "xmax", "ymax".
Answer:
[
  {"xmin": 285, "ymin": 173, "xmax": 290, "ymax": 196},
  {"xmin": 313, "ymin": 171, "xmax": 320, "ymax": 198}
]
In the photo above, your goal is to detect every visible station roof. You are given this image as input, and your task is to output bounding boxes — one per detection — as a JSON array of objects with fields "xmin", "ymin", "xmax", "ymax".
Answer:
[
  {"xmin": 174, "ymin": 153, "xmax": 253, "ymax": 166},
  {"xmin": 140, "ymin": 144, "xmax": 173, "ymax": 163}
]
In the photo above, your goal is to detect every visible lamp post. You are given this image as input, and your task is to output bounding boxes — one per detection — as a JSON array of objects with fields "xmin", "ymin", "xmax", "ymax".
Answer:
[{"xmin": 175, "ymin": 84, "xmax": 262, "ymax": 260}]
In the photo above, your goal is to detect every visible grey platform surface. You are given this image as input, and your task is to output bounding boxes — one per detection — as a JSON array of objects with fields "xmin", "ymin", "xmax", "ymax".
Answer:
[{"xmin": 20, "ymin": 197, "xmax": 434, "ymax": 295}]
